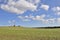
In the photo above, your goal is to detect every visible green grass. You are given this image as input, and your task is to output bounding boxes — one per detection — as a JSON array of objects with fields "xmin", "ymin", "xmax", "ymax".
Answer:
[{"xmin": 0, "ymin": 27, "xmax": 60, "ymax": 40}]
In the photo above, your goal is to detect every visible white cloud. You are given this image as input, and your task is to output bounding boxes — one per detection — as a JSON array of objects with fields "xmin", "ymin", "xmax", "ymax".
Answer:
[
  {"xmin": 1, "ymin": 4, "xmax": 25, "ymax": 14},
  {"xmin": 18, "ymin": 14, "xmax": 57, "ymax": 24},
  {"xmin": 57, "ymin": 18, "xmax": 60, "ymax": 23},
  {"xmin": 52, "ymin": 7, "xmax": 60, "ymax": 11},
  {"xmin": 52, "ymin": 7, "xmax": 60, "ymax": 15},
  {"xmin": 34, "ymin": 14, "xmax": 45, "ymax": 20},
  {"xmin": 18, "ymin": 16, "xmax": 24, "ymax": 19},
  {"xmin": 1, "ymin": 0, "xmax": 40, "ymax": 14},
  {"xmin": 18, "ymin": 16, "xmax": 31, "ymax": 21},
  {"xmin": 40, "ymin": 19, "xmax": 47, "ymax": 23},
  {"xmin": 8, "ymin": 20, "xmax": 15, "ymax": 23},
  {"xmin": 27, "ymin": 0, "xmax": 40, "ymax": 5},
  {"xmin": 22, "ymin": 19, "xmax": 31, "ymax": 22},
  {"xmin": 40, "ymin": 4, "xmax": 49, "ymax": 11},
  {"xmin": 39, "ymin": 18, "xmax": 56, "ymax": 24},
  {"xmin": 48, "ymin": 18, "xmax": 55, "ymax": 24},
  {"xmin": 57, "ymin": 12, "xmax": 60, "ymax": 15},
  {"xmin": 18, "ymin": 14, "xmax": 46, "ymax": 22},
  {"xmin": 25, "ymin": 16, "xmax": 29, "ymax": 18}
]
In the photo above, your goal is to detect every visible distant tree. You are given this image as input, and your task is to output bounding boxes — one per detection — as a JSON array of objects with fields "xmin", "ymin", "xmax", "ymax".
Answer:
[{"xmin": 13, "ymin": 25, "xmax": 15, "ymax": 27}]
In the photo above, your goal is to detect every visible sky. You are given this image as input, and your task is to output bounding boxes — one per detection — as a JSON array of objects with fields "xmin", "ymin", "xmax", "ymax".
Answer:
[{"xmin": 0, "ymin": 0, "xmax": 60, "ymax": 27}]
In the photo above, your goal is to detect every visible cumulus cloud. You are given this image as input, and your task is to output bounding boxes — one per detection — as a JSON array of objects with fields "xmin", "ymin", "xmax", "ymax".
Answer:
[
  {"xmin": 18, "ymin": 15, "xmax": 31, "ymax": 21},
  {"xmin": 40, "ymin": 4, "xmax": 49, "ymax": 11},
  {"xmin": 18, "ymin": 14, "xmax": 45, "ymax": 19},
  {"xmin": 0, "ymin": 0, "xmax": 40, "ymax": 14},
  {"xmin": 27, "ymin": 0, "xmax": 40, "ymax": 5},
  {"xmin": 18, "ymin": 16, "xmax": 24, "ymax": 19},
  {"xmin": 57, "ymin": 12, "xmax": 60, "ymax": 15},
  {"xmin": 52, "ymin": 7, "xmax": 60, "ymax": 11},
  {"xmin": 33, "ymin": 14, "xmax": 46, "ymax": 20},
  {"xmin": 52, "ymin": 7, "xmax": 60, "ymax": 15},
  {"xmin": 57, "ymin": 18, "xmax": 60, "ymax": 23},
  {"xmin": 8, "ymin": 20, "xmax": 15, "ymax": 23},
  {"xmin": 18, "ymin": 14, "xmax": 46, "ymax": 22},
  {"xmin": 48, "ymin": 18, "xmax": 55, "ymax": 24},
  {"xmin": 18, "ymin": 14, "xmax": 56, "ymax": 24}
]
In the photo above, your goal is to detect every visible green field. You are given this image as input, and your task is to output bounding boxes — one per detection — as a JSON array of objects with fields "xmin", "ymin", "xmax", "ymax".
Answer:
[{"xmin": 0, "ymin": 27, "xmax": 60, "ymax": 40}]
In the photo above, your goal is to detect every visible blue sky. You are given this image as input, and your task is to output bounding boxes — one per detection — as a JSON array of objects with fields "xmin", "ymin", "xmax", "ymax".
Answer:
[{"xmin": 0, "ymin": 0, "xmax": 60, "ymax": 27}]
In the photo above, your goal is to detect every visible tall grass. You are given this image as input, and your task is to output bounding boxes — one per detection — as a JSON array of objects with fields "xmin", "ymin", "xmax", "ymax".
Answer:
[{"xmin": 0, "ymin": 27, "xmax": 60, "ymax": 40}]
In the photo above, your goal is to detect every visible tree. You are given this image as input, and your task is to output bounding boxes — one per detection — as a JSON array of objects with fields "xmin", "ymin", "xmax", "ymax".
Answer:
[{"xmin": 13, "ymin": 25, "xmax": 15, "ymax": 27}]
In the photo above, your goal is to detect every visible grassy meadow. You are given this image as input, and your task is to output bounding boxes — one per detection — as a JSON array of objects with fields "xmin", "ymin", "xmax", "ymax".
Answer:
[{"xmin": 0, "ymin": 27, "xmax": 60, "ymax": 40}]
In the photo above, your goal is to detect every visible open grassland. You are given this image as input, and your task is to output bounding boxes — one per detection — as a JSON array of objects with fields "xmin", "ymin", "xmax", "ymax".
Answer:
[{"xmin": 0, "ymin": 27, "xmax": 60, "ymax": 40}]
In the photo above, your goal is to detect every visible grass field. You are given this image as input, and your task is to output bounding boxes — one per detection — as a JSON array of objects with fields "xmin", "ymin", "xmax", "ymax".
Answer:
[{"xmin": 0, "ymin": 27, "xmax": 60, "ymax": 40}]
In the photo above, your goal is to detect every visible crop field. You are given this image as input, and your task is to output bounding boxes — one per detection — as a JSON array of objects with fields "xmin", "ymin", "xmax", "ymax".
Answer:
[{"xmin": 0, "ymin": 27, "xmax": 60, "ymax": 40}]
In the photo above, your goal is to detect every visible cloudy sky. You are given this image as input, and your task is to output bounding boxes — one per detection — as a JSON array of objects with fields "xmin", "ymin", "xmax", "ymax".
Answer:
[{"xmin": 0, "ymin": 0, "xmax": 60, "ymax": 27}]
